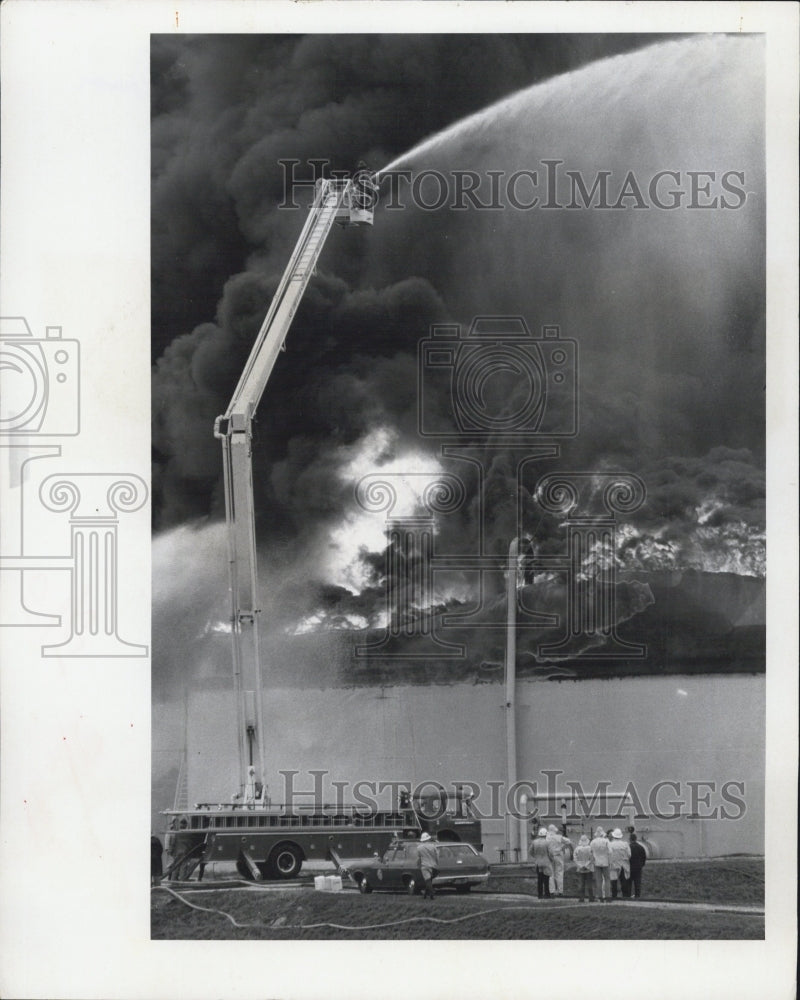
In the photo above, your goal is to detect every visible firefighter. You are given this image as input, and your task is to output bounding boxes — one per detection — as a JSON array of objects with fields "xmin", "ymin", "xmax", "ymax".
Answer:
[
  {"xmin": 608, "ymin": 828, "xmax": 631, "ymax": 899},
  {"xmin": 624, "ymin": 833, "xmax": 647, "ymax": 898},
  {"xmin": 546, "ymin": 824, "xmax": 571, "ymax": 896},
  {"xmin": 150, "ymin": 833, "xmax": 163, "ymax": 886},
  {"xmin": 244, "ymin": 765, "xmax": 258, "ymax": 807},
  {"xmin": 573, "ymin": 834, "xmax": 595, "ymax": 902},
  {"xmin": 418, "ymin": 832, "xmax": 438, "ymax": 900},
  {"xmin": 590, "ymin": 827, "xmax": 612, "ymax": 902},
  {"xmin": 353, "ymin": 160, "xmax": 378, "ymax": 209},
  {"xmin": 531, "ymin": 827, "xmax": 554, "ymax": 899}
]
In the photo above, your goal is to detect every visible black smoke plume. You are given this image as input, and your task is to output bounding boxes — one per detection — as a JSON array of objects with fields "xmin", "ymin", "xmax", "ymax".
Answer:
[{"xmin": 152, "ymin": 35, "xmax": 765, "ymax": 699}]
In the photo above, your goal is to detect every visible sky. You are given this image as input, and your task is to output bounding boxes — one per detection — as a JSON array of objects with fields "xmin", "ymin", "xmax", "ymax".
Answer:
[{"xmin": 150, "ymin": 33, "xmax": 765, "ymax": 660}]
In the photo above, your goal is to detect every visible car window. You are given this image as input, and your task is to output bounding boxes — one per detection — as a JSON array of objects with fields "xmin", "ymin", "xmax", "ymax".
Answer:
[
  {"xmin": 448, "ymin": 845, "xmax": 476, "ymax": 859},
  {"xmin": 384, "ymin": 844, "xmax": 417, "ymax": 863}
]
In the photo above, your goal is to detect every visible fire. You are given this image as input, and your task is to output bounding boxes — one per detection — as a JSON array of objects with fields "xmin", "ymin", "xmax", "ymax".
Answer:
[
  {"xmin": 324, "ymin": 426, "xmax": 444, "ymax": 591},
  {"xmin": 291, "ymin": 612, "xmax": 370, "ymax": 635},
  {"xmin": 199, "ymin": 620, "xmax": 232, "ymax": 637},
  {"xmin": 281, "ymin": 432, "xmax": 765, "ymax": 639},
  {"xmin": 616, "ymin": 521, "xmax": 765, "ymax": 577}
]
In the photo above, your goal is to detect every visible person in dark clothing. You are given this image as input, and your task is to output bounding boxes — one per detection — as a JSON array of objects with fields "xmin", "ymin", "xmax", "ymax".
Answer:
[
  {"xmin": 623, "ymin": 833, "xmax": 647, "ymax": 897},
  {"xmin": 417, "ymin": 832, "xmax": 438, "ymax": 900},
  {"xmin": 531, "ymin": 827, "xmax": 554, "ymax": 899},
  {"xmin": 150, "ymin": 834, "xmax": 163, "ymax": 886}
]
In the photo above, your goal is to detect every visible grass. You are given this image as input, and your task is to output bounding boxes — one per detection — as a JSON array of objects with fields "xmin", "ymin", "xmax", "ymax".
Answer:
[
  {"xmin": 487, "ymin": 856, "xmax": 764, "ymax": 906},
  {"xmin": 151, "ymin": 857, "xmax": 763, "ymax": 940}
]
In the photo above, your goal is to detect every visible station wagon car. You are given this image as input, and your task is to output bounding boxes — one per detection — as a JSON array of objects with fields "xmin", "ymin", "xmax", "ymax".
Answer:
[{"xmin": 343, "ymin": 839, "xmax": 490, "ymax": 895}]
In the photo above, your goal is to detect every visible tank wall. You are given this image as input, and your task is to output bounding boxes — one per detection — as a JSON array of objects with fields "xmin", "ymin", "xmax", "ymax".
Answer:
[{"xmin": 186, "ymin": 674, "xmax": 764, "ymax": 860}]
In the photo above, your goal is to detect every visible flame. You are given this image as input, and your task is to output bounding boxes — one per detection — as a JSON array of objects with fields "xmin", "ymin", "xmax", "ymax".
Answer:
[
  {"xmin": 323, "ymin": 426, "xmax": 444, "ymax": 591},
  {"xmin": 283, "ymin": 434, "xmax": 765, "ymax": 638},
  {"xmin": 290, "ymin": 612, "xmax": 370, "ymax": 635},
  {"xmin": 616, "ymin": 521, "xmax": 764, "ymax": 577},
  {"xmin": 198, "ymin": 620, "xmax": 232, "ymax": 637}
]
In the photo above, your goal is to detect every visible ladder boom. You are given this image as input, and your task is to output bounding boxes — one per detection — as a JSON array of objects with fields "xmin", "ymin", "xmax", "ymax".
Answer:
[
  {"xmin": 213, "ymin": 174, "xmax": 376, "ymax": 798},
  {"xmin": 224, "ymin": 180, "xmax": 348, "ymax": 423}
]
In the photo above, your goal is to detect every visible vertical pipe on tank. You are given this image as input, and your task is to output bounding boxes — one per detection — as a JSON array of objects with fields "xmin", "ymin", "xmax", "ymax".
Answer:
[{"xmin": 519, "ymin": 793, "xmax": 529, "ymax": 862}]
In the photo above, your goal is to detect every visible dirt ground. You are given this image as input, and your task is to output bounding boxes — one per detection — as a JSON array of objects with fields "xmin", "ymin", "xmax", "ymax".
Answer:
[{"xmin": 151, "ymin": 857, "xmax": 763, "ymax": 940}]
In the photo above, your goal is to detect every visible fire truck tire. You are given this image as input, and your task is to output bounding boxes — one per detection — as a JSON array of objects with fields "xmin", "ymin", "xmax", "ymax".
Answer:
[{"xmin": 268, "ymin": 843, "xmax": 303, "ymax": 879}]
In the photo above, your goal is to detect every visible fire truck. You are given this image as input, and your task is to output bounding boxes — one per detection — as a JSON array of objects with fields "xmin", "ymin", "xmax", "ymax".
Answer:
[
  {"xmin": 164, "ymin": 788, "xmax": 482, "ymax": 881},
  {"xmin": 164, "ymin": 171, "xmax": 484, "ymax": 879}
]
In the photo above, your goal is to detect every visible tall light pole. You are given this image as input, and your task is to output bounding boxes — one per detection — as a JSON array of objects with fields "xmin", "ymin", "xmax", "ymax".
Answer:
[{"xmin": 504, "ymin": 536, "xmax": 520, "ymax": 861}]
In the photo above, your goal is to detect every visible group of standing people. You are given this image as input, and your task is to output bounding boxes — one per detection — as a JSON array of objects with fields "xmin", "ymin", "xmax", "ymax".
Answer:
[
  {"xmin": 532, "ymin": 825, "xmax": 646, "ymax": 902},
  {"xmin": 531, "ymin": 824, "xmax": 571, "ymax": 897}
]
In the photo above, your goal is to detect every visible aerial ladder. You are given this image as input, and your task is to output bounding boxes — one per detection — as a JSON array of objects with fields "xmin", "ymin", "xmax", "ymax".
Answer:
[{"xmin": 213, "ymin": 173, "xmax": 377, "ymax": 802}]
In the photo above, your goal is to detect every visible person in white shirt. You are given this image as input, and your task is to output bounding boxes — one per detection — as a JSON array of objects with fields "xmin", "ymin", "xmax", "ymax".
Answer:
[
  {"xmin": 546, "ymin": 824, "xmax": 572, "ymax": 896},
  {"xmin": 244, "ymin": 765, "xmax": 258, "ymax": 807},
  {"xmin": 573, "ymin": 834, "xmax": 595, "ymax": 902},
  {"xmin": 608, "ymin": 828, "xmax": 631, "ymax": 899},
  {"xmin": 530, "ymin": 827, "xmax": 554, "ymax": 899},
  {"xmin": 589, "ymin": 826, "xmax": 611, "ymax": 902}
]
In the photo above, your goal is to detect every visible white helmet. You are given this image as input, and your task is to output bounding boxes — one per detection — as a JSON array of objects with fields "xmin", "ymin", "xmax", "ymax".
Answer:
[{"xmin": 420, "ymin": 832, "xmax": 432, "ymax": 842}]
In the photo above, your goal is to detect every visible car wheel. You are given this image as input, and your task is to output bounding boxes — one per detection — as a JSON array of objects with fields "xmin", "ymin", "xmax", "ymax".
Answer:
[
  {"xmin": 357, "ymin": 875, "xmax": 372, "ymax": 894},
  {"xmin": 405, "ymin": 877, "xmax": 418, "ymax": 896},
  {"xmin": 268, "ymin": 843, "xmax": 303, "ymax": 879}
]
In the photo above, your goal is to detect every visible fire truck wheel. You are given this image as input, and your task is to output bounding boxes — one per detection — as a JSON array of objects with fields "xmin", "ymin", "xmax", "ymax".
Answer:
[{"xmin": 268, "ymin": 843, "xmax": 303, "ymax": 879}]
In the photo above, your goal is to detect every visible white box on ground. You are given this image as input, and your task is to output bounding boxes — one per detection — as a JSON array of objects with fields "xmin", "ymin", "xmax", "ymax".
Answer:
[{"xmin": 314, "ymin": 875, "xmax": 343, "ymax": 892}]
